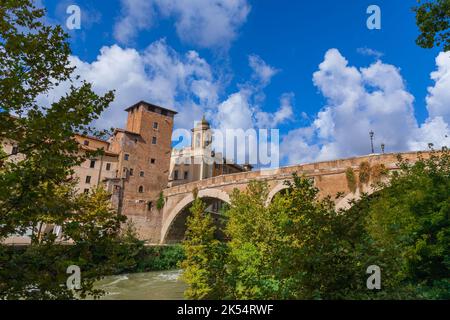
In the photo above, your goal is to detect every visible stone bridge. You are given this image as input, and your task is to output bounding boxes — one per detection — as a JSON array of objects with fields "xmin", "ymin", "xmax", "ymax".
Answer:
[{"xmin": 154, "ymin": 151, "xmax": 426, "ymax": 244}]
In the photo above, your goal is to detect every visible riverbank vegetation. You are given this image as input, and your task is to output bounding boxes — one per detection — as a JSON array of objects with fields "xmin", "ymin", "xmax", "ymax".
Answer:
[
  {"xmin": 182, "ymin": 150, "xmax": 450, "ymax": 300},
  {"xmin": 0, "ymin": 1, "xmax": 177, "ymax": 300},
  {"xmin": 0, "ymin": 219, "xmax": 184, "ymax": 299}
]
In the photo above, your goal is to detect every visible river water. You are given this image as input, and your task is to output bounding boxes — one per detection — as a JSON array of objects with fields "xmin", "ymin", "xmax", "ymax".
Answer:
[{"xmin": 91, "ymin": 270, "xmax": 186, "ymax": 300}]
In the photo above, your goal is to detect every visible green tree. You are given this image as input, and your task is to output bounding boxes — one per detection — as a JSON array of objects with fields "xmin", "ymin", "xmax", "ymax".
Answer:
[
  {"xmin": 0, "ymin": 1, "xmax": 127, "ymax": 299},
  {"xmin": 181, "ymin": 196, "xmax": 226, "ymax": 299},
  {"xmin": 363, "ymin": 150, "xmax": 450, "ymax": 299},
  {"xmin": 224, "ymin": 176, "xmax": 373, "ymax": 300},
  {"xmin": 225, "ymin": 181, "xmax": 290, "ymax": 299},
  {"xmin": 188, "ymin": 152, "xmax": 449, "ymax": 300},
  {"xmin": 180, "ymin": 154, "xmax": 450, "ymax": 300},
  {"xmin": 414, "ymin": 0, "xmax": 450, "ymax": 51},
  {"xmin": 0, "ymin": 187, "xmax": 126, "ymax": 300},
  {"xmin": 0, "ymin": 145, "xmax": 6, "ymax": 169}
]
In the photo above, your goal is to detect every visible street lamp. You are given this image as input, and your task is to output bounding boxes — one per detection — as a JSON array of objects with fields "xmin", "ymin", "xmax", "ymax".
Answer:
[
  {"xmin": 369, "ymin": 131, "xmax": 375, "ymax": 154},
  {"xmin": 381, "ymin": 143, "xmax": 385, "ymax": 154}
]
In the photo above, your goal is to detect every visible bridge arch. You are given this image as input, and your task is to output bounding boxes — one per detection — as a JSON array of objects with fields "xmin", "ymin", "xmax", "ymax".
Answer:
[
  {"xmin": 265, "ymin": 182, "xmax": 290, "ymax": 206},
  {"xmin": 160, "ymin": 188, "xmax": 231, "ymax": 244}
]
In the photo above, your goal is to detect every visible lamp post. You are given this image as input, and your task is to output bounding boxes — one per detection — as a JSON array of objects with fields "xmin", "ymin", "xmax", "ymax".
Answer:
[
  {"xmin": 369, "ymin": 131, "xmax": 375, "ymax": 154},
  {"xmin": 381, "ymin": 143, "xmax": 385, "ymax": 154}
]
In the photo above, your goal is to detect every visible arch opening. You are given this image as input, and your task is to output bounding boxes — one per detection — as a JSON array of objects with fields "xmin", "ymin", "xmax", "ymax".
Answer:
[
  {"xmin": 161, "ymin": 189, "xmax": 231, "ymax": 244},
  {"xmin": 265, "ymin": 183, "xmax": 290, "ymax": 206},
  {"xmin": 164, "ymin": 196, "xmax": 229, "ymax": 244}
]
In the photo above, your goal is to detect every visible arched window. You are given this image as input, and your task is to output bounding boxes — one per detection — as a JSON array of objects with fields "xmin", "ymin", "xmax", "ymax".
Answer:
[{"xmin": 138, "ymin": 186, "xmax": 144, "ymax": 193}]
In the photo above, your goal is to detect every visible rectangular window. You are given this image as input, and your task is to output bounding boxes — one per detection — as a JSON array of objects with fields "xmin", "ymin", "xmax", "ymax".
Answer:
[
  {"xmin": 106, "ymin": 163, "xmax": 111, "ymax": 171},
  {"xmin": 184, "ymin": 171, "xmax": 189, "ymax": 180},
  {"xmin": 90, "ymin": 160, "xmax": 96, "ymax": 168},
  {"xmin": 174, "ymin": 170, "xmax": 179, "ymax": 180},
  {"xmin": 84, "ymin": 189, "xmax": 89, "ymax": 194},
  {"xmin": 150, "ymin": 158, "xmax": 156, "ymax": 164},
  {"xmin": 140, "ymin": 171, "xmax": 145, "ymax": 177},
  {"xmin": 11, "ymin": 146, "xmax": 19, "ymax": 155},
  {"xmin": 85, "ymin": 176, "xmax": 91, "ymax": 184},
  {"xmin": 124, "ymin": 154, "xmax": 129, "ymax": 161},
  {"xmin": 153, "ymin": 122, "xmax": 158, "ymax": 129},
  {"xmin": 129, "ymin": 168, "xmax": 134, "ymax": 176},
  {"xmin": 152, "ymin": 137, "xmax": 157, "ymax": 145}
]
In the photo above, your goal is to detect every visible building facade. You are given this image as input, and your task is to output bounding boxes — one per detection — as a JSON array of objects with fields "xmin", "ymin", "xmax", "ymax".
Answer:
[
  {"xmin": 168, "ymin": 116, "xmax": 249, "ymax": 188},
  {"xmin": 1, "ymin": 101, "xmax": 252, "ymax": 243}
]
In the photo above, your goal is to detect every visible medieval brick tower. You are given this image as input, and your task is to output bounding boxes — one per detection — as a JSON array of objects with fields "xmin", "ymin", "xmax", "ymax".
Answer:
[{"xmin": 109, "ymin": 101, "xmax": 177, "ymax": 241}]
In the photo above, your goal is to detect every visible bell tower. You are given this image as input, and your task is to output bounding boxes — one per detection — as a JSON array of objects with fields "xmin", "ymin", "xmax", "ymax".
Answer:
[{"xmin": 109, "ymin": 101, "xmax": 177, "ymax": 242}]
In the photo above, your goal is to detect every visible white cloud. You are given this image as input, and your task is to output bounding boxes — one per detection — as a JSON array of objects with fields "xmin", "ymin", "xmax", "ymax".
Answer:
[
  {"xmin": 249, "ymin": 54, "xmax": 279, "ymax": 86},
  {"xmin": 114, "ymin": 0, "xmax": 155, "ymax": 45},
  {"xmin": 37, "ymin": 40, "xmax": 219, "ymax": 131},
  {"xmin": 281, "ymin": 49, "xmax": 450, "ymax": 165},
  {"xmin": 410, "ymin": 52, "xmax": 450, "ymax": 150},
  {"xmin": 409, "ymin": 117, "xmax": 450, "ymax": 151},
  {"xmin": 114, "ymin": 0, "xmax": 251, "ymax": 49},
  {"xmin": 213, "ymin": 55, "xmax": 291, "ymax": 131},
  {"xmin": 256, "ymin": 93, "xmax": 294, "ymax": 128},
  {"xmin": 425, "ymin": 51, "xmax": 450, "ymax": 124},
  {"xmin": 37, "ymin": 41, "xmax": 292, "ymax": 139},
  {"xmin": 36, "ymin": 40, "xmax": 294, "ymax": 146},
  {"xmin": 357, "ymin": 47, "xmax": 384, "ymax": 59},
  {"xmin": 215, "ymin": 90, "xmax": 254, "ymax": 131},
  {"xmin": 280, "ymin": 127, "xmax": 320, "ymax": 165},
  {"xmin": 39, "ymin": 42, "xmax": 450, "ymax": 167}
]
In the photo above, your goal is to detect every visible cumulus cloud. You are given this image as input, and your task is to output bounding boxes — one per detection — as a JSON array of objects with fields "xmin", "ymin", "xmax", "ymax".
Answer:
[
  {"xmin": 409, "ymin": 117, "xmax": 450, "ymax": 151},
  {"xmin": 357, "ymin": 47, "xmax": 384, "ymax": 59},
  {"xmin": 36, "ymin": 41, "xmax": 291, "ymax": 142},
  {"xmin": 281, "ymin": 49, "xmax": 450, "ymax": 165},
  {"xmin": 410, "ymin": 51, "xmax": 450, "ymax": 150},
  {"xmin": 249, "ymin": 54, "xmax": 279, "ymax": 86},
  {"xmin": 213, "ymin": 55, "xmax": 291, "ymax": 131},
  {"xmin": 114, "ymin": 0, "xmax": 155, "ymax": 45},
  {"xmin": 425, "ymin": 51, "xmax": 450, "ymax": 124},
  {"xmin": 37, "ymin": 42, "xmax": 449, "ymax": 167},
  {"xmin": 216, "ymin": 90, "xmax": 254, "ymax": 131},
  {"xmin": 37, "ymin": 40, "xmax": 219, "ymax": 130},
  {"xmin": 256, "ymin": 93, "xmax": 294, "ymax": 128},
  {"xmin": 114, "ymin": 0, "xmax": 251, "ymax": 49}
]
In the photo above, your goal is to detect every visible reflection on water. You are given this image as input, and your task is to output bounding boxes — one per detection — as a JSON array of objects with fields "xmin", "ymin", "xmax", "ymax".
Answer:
[{"xmin": 90, "ymin": 269, "xmax": 186, "ymax": 300}]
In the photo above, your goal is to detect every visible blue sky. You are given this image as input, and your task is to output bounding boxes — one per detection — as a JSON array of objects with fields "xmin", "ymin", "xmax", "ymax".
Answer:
[{"xmin": 38, "ymin": 0, "xmax": 450, "ymax": 165}]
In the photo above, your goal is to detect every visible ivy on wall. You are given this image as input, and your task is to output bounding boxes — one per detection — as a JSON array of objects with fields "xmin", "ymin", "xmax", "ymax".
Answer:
[
  {"xmin": 156, "ymin": 191, "xmax": 165, "ymax": 210},
  {"xmin": 345, "ymin": 167, "xmax": 357, "ymax": 193}
]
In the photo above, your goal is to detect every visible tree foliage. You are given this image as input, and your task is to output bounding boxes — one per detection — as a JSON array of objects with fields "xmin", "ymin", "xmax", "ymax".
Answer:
[
  {"xmin": 363, "ymin": 150, "xmax": 450, "ymax": 299},
  {"xmin": 181, "ymin": 196, "xmax": 227, "ymax": 300},
  {"xmin": 0, "ymin": 1, "xmax": 133, "ymax": 299},
  {"xmin": 182, "ymin": 152, "xmax": 449, "ymax": 300},
  {"xmin": 0, "ymin": 187, "xmax": 127, "ymax": 300},
  {"xmin": 414, "ymin": 0, "xmax": 450, "ymax": 51}
]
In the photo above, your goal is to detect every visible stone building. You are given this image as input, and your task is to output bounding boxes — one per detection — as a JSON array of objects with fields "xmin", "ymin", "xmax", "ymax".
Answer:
[
  {"xmin": 73, "ymin": 134, "xmax": 119, "ymax": 194},
  {"xmin": 1, "ymin": 100, "xmax": 253, "ymax": 243},
  {"xmin": 168, "ymin": 116, "xmax": 249, "ymax": 188},
  {"xmin": 105, "ymin": 101, "xmax": 177, "ymax": 238}
]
